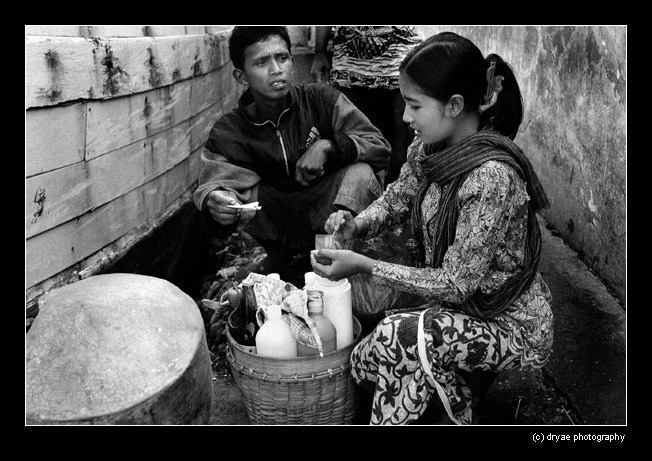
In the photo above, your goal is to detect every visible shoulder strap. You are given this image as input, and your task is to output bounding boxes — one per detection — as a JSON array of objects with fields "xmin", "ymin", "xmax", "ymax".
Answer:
[{"xmin": 417, "ymin": 309, "xmax": 462, "ymax": 425}]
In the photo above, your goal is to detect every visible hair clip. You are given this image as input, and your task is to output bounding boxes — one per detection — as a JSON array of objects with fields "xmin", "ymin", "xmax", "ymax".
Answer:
[{"xmin": 482, "ymin": 61, "xmax": 504, "ymax": 108}]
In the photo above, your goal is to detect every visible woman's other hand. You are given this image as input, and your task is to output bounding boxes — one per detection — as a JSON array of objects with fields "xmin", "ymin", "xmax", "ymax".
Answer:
[
  {"xmin": 310, "ymin": 248, "xmax": 374, "ymax": 281},
  {"xmin": 324, "ymin": 209, "xmax": 359, "ymax": 242}
]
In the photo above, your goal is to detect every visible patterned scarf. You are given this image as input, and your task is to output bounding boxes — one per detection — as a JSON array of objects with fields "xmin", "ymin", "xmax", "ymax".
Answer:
[{"xmin": 410, "ymin": 131, "xmax": 550, "ymax": 319}]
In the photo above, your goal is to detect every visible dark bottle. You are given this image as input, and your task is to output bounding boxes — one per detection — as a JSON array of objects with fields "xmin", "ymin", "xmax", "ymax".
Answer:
[
  {"xmin": 241, "ymin": 279, "xmax": 259, "ymax": 347},
  {"xmin": 297, "ymin": 290, "xmax": 337, "ymax": 357},
  {"xmin": 227, "ymin": 285, "xmax": 245, "ymax": 345}
]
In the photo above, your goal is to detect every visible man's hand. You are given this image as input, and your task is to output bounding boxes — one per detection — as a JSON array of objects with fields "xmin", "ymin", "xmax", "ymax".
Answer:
[
  {"xmin": 295, "ymin": 139, "xmax": 335, "ymax": 186},
  {"xmin": 206, "ymin": 190, "xmax": 242, "ymax": 226},
  {"xmin": 311, "ymin": 26, "xmax": 333, "ymax": 83},
  {"xmin": 310, "ymin": 52, "xmax": 331, "ymax": 83}
]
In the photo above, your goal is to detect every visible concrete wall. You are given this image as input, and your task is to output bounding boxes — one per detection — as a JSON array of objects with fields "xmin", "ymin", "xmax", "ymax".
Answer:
[
  {"xmin": 413, "ymin": 26, "xmax": 627, "ymax": 305},
  {"xmin": 289, "ymin": 25, "xmax": 626, "ymax": 305}
]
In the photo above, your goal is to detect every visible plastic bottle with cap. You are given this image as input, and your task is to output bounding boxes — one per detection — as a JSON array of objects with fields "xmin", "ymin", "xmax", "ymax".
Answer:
[
  {"xmin": 314, "ymin": 276, "xmax": 353, "ymax": 350},
  {"xmin": 297, "ymin": 290, "xmax": 336, "ymax": 357},
  {"xmin": 255, "ymin": 304, "xmax": 297, "ymax": 359}
]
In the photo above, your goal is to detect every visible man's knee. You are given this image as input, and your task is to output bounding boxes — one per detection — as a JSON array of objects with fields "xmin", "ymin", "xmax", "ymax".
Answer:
[
  {"xmin": 336, "ymin": 162, "xmax": 382, "ymax": 213},
  {"xmin": 341, "ymin": 162, "xmax": 376, "ymax": 184}
]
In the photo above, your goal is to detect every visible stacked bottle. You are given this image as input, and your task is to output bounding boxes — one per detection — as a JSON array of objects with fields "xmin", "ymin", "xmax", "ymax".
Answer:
[
  {"xmin": 231, "ymin": 276, "xmax": 351, "ymax": 358},
  {"xmin": 314, "ymin": 276, "xmax": 353, "ymax": 350},
  {"xmin": 255, "ymin": 304, "xmax": 297, "ymax": 359},
  {"xmin": 240, "ymin": 279, "xmax": 259, "ymax": 347},
  {"xmin": 296, "ymin": 290, "xmax": 337, "ymax": 357}
]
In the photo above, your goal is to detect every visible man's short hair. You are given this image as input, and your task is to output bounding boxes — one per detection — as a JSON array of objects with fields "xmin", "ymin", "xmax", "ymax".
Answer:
[{"xmin": 229, "ymin": 26, "xmax": 292, "ymax": 70}]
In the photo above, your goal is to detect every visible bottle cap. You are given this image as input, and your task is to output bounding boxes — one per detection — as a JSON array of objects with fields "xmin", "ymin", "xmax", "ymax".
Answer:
[
  {"xmin": 266, "ymin": 304, "xmax": 282, "ymax": 319},
  {"xmin": 304, "ymin": 271, "xmax": 317, "ymax": 286},
  {"xmin": 306, "ymin": 290, "xmax": 324, "ymax": 312},
  {"xmin": 316, "ymin": 276, "xmax": 346, "ymax": 287},
  {"xmin": 307, "ymin": 289, "xmax": 324, "ymax": 300}
]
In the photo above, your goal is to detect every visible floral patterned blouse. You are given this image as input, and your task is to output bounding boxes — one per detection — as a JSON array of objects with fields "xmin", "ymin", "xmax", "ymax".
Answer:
[{"xmin": 357, "ymin": 137, "xmax": 554, "ymax": 367}]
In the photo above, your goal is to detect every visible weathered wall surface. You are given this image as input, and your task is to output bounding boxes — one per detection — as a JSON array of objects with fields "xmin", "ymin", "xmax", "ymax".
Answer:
[
  {"xmin": 25, "ymin": 26, "xmax": 242, "ymax": 315},
  {"xmin": 417, "ymin": 26, "xmax": 627, "ymax": 305}
]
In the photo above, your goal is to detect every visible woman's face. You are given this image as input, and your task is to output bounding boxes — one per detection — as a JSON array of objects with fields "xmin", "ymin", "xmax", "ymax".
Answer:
[{"xmin": 399, "ymin": 73, "xmax": 454, "ymax": 146}]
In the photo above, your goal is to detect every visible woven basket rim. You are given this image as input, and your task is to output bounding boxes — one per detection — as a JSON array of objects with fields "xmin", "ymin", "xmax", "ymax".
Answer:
[
  {"xmin": 226, "ymin": 315, "xmax": 361, "ymax": 376},
  {"xmin": 226, "ymin": 347, "xmax": 354, "ymax": 382}
]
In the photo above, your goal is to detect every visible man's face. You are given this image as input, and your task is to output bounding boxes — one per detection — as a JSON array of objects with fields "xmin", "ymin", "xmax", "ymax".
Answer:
[{"xmin": 237, "ymin": 35, "xmax": 294, "ymax": 101}]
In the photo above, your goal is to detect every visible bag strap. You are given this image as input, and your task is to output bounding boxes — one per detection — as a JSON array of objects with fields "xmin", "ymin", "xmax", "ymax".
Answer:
[{"xmin": 417, "ymin": 309, "xmax": 462, "ymax": 425}]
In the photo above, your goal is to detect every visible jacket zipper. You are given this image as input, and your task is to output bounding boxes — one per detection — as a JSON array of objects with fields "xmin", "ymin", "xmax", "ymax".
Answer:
[
  {"xmin": 276, "ymin": 129, "xmax": 290, "ymax": 176},
  {"xmin": 249, "ymin": 104, "xmax": 292, "ymax": 177}
]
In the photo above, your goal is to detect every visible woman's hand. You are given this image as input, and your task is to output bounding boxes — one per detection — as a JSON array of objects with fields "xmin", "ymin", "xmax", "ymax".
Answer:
[
  {"xmin": 324, "ymin": 210, "xmax": 359, "ymax": 241},
  {"xmin": 310, "ymin": 248, "xmax": 375, "ymax": 281}
]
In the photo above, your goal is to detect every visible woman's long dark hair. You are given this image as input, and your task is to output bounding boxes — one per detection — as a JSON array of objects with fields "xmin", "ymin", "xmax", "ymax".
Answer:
[
  {"xmin": 399, "ymin": 32, "xmax": 523, "ymax": 139},
  {"xmin": 400, "ymin": 32, "xmax": 549, "ymax": 319}
]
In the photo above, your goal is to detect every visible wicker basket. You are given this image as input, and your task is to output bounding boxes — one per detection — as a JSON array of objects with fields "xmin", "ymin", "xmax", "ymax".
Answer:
[{"xmin": 226, "ymin": 316, "xmax": 362, "ymax": 425}]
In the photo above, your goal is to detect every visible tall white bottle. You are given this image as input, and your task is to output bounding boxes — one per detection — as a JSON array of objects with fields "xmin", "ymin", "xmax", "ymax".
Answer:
[
  {"xmin": 314, "ymin": 276, "xmax": 353, "ymax": 349},
  {"xmin": 255, "ymin": 304, "xmax": 297, "ymax": 359}
]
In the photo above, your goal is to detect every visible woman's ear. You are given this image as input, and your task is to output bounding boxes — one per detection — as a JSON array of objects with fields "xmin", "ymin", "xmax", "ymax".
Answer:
[
  {"xmin": 233, "ymin": 68, "xmax": 248, "ymax": 86},
  {"xmin": 447, "ymin": 94, "xmax": 465, "ymax": 117}
]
